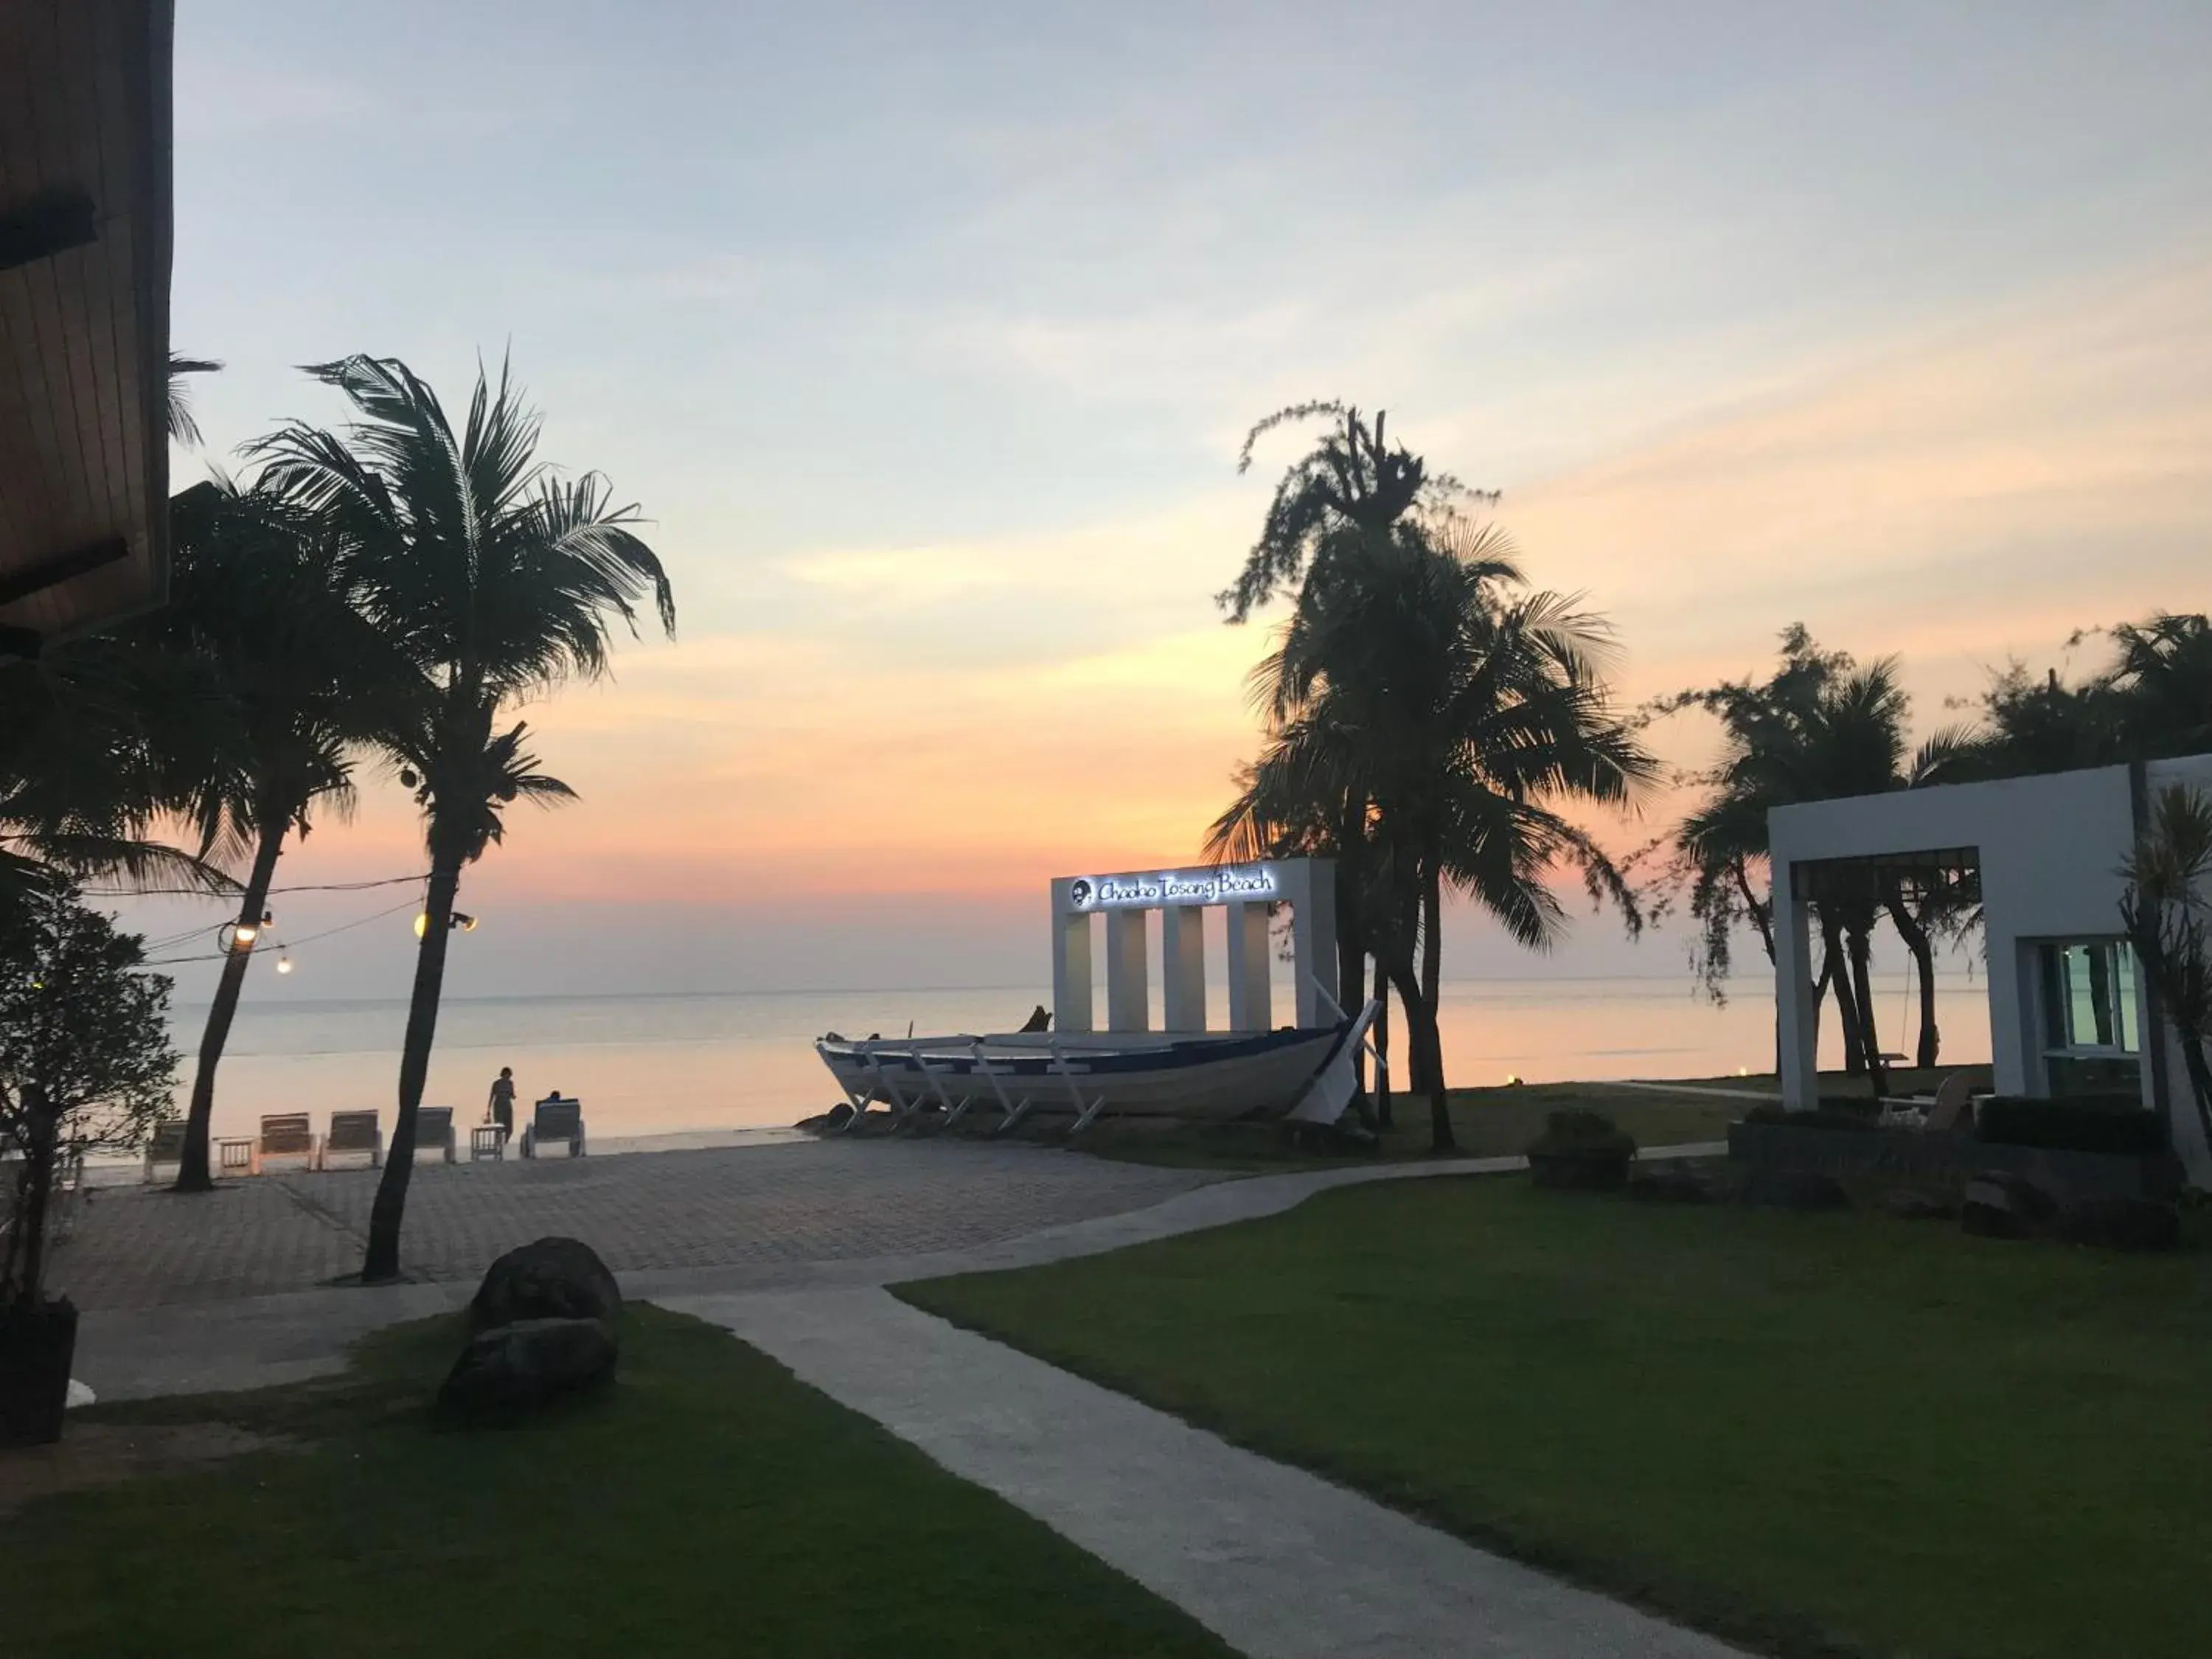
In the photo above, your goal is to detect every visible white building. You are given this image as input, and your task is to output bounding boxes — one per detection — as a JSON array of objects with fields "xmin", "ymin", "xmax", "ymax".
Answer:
[{"xmin": 1769, "ymin": 757, "xmax": 2212, "ymax": 1183}]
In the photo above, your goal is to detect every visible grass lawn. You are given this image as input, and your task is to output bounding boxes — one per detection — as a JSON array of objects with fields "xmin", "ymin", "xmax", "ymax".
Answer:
[
  {"xmin": 3, "ymin": 1307, "xmax": 1232, "ymax": 1659},
  {"xmin": 900, "ymin": 1178, "xmax": 2212, "ymax": 1659},
  {"xmin": 1046, "ymin": 1080, "xmax": 1745, "ymax": 1171}
]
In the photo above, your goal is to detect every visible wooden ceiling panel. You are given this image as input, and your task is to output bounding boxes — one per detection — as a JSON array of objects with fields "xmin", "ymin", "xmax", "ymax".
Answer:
[{"xmin": 0, "ymin": 0, "xmax": 173, "ymax": 654}]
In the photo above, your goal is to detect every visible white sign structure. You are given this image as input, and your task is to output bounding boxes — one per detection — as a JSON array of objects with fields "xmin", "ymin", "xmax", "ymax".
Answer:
[{"xmin": 1051, "ymin": 859, "xmax": 1337, "ymax": 1036}]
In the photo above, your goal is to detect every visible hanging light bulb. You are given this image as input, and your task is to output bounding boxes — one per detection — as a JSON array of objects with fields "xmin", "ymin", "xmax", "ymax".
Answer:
[
  {"xmin": 276, "ymin": 953, "xmax": 295, "ymax": 975},
  {"xmin": 453, "ymin": 912, "xmax": 478, "ymax": 932},
  {"xmin": 413, "ymin": 912, "xmax": 429, "ymax": 939},
  {"xmin": 231, "ymin": 922, "xmax": 258, "ymax": 947}
]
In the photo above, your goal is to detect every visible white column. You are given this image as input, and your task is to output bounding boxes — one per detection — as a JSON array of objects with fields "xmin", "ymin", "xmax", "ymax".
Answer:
[
  {"xmin": 1284, "ymin": 858, "xmax": 1340, "ymax": 1026},
  {"xmin": 1050, "ymin": 880, "xmax": 1092, "ymax": 1034},
  {"xmin": 1106, "ymin": 908, "xmax": 1150, "ymax": 1033},
  {"xmin": 1161, "ymin": 904, "xmax": 1206, "ymax": 1032},
  {"xmin": 1225, "ymin": 901, "xmax": 1272, "ymax": 1032},
  {"xmin": 1990, "ymin": 939, "xmax": 2037, "ymax": 1098},
  {"xmin": 1773, "ymin": 879, "xmax": 1819, "ymax": 1111}
]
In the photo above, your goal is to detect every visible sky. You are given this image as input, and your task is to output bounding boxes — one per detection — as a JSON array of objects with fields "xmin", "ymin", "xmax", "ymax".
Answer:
[{"xmin": 140, "ymin": 0, "xmax": 2212, "ymax": 1004}]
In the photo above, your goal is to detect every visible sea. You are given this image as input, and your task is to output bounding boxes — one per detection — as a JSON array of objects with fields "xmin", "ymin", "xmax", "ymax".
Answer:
[{"xmin": 163, "ymin": 973, "xmax": 1994, "ymax": 1144}]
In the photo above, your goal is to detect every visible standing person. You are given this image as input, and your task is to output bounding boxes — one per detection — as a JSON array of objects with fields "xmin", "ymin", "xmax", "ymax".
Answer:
[{"xmin": 487, "ymin": 1066, "xmax": 517, "ymax": 1146}]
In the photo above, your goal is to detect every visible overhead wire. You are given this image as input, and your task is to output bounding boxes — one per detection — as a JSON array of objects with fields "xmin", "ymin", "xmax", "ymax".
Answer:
[{"xmin": 142, "ymin": 895, "xmax": 424, "ymax": 967}]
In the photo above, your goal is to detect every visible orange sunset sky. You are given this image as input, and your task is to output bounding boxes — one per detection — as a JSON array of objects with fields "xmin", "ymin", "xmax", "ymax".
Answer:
[{"xmin": 136, "ymin": 3, "xmax": 2212, "ymax": 1004}]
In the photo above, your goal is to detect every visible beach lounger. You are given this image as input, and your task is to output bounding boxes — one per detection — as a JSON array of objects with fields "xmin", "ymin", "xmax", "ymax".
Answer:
[
  {"xmin": 521, "ymin": 1095, "xmax": 586, "ymax": 1159},
  {"xmin": 321, "ymin": 1110, "xmax": 383, "ymax": 1169},
  {"xmin": 142, "ymin": 1118, "xmax": 188, "ymax": 1183},
  {"xmin": 414, "ymin": 1107, "xmax": 458, "ymax": 1164},
  {"xmin": 257, "ymin": 1113, "xmax": 316, "ymax": 1170},
  {"xmin": 1921, "ymin": 1071, "xmax": 1977, "ymax": 1135}
]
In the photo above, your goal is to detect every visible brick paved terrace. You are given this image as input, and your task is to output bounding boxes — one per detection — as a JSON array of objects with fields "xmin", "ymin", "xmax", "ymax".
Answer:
[{"xmin": 46, "ymin": 1140, "xmax": 1226, "ymax": 1311}]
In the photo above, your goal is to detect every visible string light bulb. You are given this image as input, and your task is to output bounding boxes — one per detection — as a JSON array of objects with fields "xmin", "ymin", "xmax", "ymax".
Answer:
[
  {"xmin": 413, "ymin": 912, "xmax": 428, "ymax": 939},
  {"xmin": 276, "ymin": 954, "xmax": 295, "ymax": 975}
]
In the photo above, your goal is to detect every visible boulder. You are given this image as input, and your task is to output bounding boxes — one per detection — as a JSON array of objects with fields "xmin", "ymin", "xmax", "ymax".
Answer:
[
  {"xmin": 1960, "ymin": 1172, "xmax": 2058, "ymax": 1240},
  {"xmin": 1740, "ymin": 1169, "xmax": 1850, "ymax": 1211},
  {"xmin": 2054, "ymin": 1196, "xmax": 2181, "ymax": 1252},
  {"xmin": 1625, "ymin": 1166, "xmax": 1715, "ymax": 1203},
  {"xmin": 437, "ymin": 1318, "xmax": 616, "ymax": 1424},
  {"xmin": 1877, "ymin": 1188, "xmax": 1954, "ymax": 1221},
  {"xmin": 469, "ymin": 1237, "xmax": 621, "ymax": 1334}
]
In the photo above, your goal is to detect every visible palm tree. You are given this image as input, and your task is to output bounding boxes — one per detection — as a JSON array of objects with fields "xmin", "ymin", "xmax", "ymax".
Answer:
[
  {"xmin": 142, "ymin": 481, "xmax": 384, "ymax": 1192},
  {"xmin": 2119, "ymin": 783, "xmax": 2212, "ymax": 1157},
  {"xmin": 1218, "ymin": 402, "xmax": 1492, "ymax": 623},
  {"xmin": 252, "ymin": 355, "xmax": 674, "ymax": 1282},
  {"xmin": 1217, "ymin": 525, "xmax": 1652, "ymax": 1151},
  {"xmin": 167, "ymin": 352, "xmax": 223, "ymax": 447},
  {"xmin": 1, "ymin": 639, "xmax": 241, "ymax": 919},
  {"xmin": 1664, "ymin": 637, "xmax": 1982, "ymax": 1088}
]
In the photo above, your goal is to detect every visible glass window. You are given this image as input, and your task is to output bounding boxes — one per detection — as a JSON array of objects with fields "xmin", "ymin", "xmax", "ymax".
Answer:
[{"xmin": 2037, "ymin": 939, "xmax": 2143, "ymax": 1097}]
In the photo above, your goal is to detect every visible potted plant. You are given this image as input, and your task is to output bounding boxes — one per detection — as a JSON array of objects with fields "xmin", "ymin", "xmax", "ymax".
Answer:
[
  {"xmin": 1, "ymin": 885, "xmax": 177, "ymax": 1445},
  {"xmin": 1525, "ymin": 1108, "xmax": 1638, "ymax": 1191}
]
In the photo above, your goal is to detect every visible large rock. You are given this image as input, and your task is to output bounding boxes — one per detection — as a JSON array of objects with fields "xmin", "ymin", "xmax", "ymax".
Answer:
[
  {"xmin": 437, "ymin": 1318, "xmax": 617, "ymax": 1424},
  {"xmin": 2054, "ymin": 1197, "xmax": 2181, "ymax": 1252},
  {"xmin": 1740, "ymin": 1169, "xmax": 1850, "ymax": 1211},
  {"xmin": 469, "ymin": 1237, "xmax": 621, "ymax": 1333},
  {"xmin": 1960, "ymin": 1172, "xmax": 2058, "ymax": 1240}
]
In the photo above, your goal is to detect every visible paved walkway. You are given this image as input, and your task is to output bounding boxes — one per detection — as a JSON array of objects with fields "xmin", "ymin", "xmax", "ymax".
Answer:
[
  {"xmin": 671, "ymin": 1286, "xmax": 1745, "ymax": 1658},
  {"xmin": 51, "ymin": 1138, "xmax": 1222, "ymax": 1310}
]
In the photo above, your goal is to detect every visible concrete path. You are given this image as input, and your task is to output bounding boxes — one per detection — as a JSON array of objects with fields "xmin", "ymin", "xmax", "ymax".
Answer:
[{"xmin": 670, "ymin": 1284, "xmax": 1745, "ymax": 1659}]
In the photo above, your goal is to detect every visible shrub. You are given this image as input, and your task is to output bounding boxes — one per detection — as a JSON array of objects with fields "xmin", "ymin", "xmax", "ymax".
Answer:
[
  {"xmin": 1526, "ymin": 1110, "xmax": 1635, "ymax": 1192},
  {"xmin": 1531, "ymin": 1108, "xmax": 1633, "ymax": 1148},
  {"xmin": 1976, "ymin": 1096, "xmax": 2167, "ymax": 1157}
]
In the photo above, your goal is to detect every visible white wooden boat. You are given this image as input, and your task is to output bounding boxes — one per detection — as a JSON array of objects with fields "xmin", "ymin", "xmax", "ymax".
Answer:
[{"xmin": 816, "ymin": 1005, "xmax": 1377, "ymax": 1134}]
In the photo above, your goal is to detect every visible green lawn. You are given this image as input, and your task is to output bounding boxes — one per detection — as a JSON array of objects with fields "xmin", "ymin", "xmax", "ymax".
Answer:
[
  {"xmin": 900, "ymin": 1178, "xmax": 2212, "ymax": 1659},
  {"xmin": 1051, "ymin": 1080, "xmax": 1744, "ymax": 1171},
  {"xmin": 7, "ymin": 1307, "xmax": 1231, "ymax": 1659}
]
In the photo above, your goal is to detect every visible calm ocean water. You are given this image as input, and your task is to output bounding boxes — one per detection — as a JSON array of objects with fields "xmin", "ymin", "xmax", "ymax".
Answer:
[{"xmin": 165, "ymin": 974, "xmax": 1993, "ymax": 1143}]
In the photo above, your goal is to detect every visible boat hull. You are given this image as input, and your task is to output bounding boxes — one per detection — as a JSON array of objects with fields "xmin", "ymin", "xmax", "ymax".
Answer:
[{"xmin": 817, "ymin": 1024, "xmax": 1348, "ymax": 1124}]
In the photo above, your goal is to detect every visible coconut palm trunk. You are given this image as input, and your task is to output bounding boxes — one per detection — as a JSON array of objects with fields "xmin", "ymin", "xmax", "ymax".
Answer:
[
  {"xmin": 1846, "ymin": 923, "xmax": 1891, "ymax": 1098},
  {"xmin": 1371, "ymin": 954, "xmax": 1394, "ymax": 1129},
  {"xmin": 174, "ymin": 813, "xmax": 288, "ymax": 1192},
  {"xmin": 362, "ymin": 855, "xmax": 462, "ymax": 1281},
  {"xmin": 1883, "ymin": 880, "xmax": 1941, "ymax": 1068}
]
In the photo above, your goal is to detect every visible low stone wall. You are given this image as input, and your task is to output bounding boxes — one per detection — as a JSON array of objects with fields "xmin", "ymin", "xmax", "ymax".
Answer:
[{"xmin": 1725, "ymin": 1121, "xmax": 2175, "ymax": 1202}]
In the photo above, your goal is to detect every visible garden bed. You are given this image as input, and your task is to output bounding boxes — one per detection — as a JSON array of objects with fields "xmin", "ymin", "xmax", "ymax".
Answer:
[{"xmin": 1726, "ymin": 1119, "xmax": 2177, "ymax": 1200}]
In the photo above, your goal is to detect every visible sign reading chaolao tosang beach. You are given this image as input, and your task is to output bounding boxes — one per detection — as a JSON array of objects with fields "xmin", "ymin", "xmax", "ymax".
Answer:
[{"xmin": 1066, "ymin": 865, "xmax": 1279, "ymax": 911}]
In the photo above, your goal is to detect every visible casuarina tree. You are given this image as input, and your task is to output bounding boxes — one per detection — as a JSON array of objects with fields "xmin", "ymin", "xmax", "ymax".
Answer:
[{"xmin": 253, "ymin": 356, "xmax": 675, "ymax": 1282}]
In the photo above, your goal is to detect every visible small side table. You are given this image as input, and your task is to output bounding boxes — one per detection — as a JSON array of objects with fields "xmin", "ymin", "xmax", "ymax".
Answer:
[
  {"xmin": 469, "ymin": 1125, "xmax": 506, "ymax": 1162},
  {"xmin": 216, "ymin": 1138, "xmax": 256, "ymax": 1177}
]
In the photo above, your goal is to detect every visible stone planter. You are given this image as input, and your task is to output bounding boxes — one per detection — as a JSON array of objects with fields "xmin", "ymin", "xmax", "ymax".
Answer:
[
  {"xmin": 1726, "ymin": 1121, "xmax": 2174, "ymax": 1203},
  {"xmin": 0, "ymin": 1296, "xmax": 79, "ymax": 1447}
]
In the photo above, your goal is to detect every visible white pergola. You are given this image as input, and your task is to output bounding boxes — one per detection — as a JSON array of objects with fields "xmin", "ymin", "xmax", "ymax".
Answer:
[
  {"xmin": 1049, "ymin": 858, "xmax": 1338, "ymax": 1035},
  {"xmin": 1768, "ymin": 756, "xmax": 2212, "ymax": 1182}
]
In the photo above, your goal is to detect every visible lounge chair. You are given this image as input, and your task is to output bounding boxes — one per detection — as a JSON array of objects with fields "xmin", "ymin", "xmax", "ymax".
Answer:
[
  {"xmin": 321, "ymin": 1110, "xmax": 383, "ymax": 1169},
  {"xmin": 521, "ymin": 1095, "xmax": 586, "ymax": 1159},
  {"xmin": 1921, "ymin": 1071, "xmax": 1977, "ymax": 1135},
  {"xmin": 257, "ymin": 1113, "xmax": 316, "ymax": 1170},
  {"xmin": 414, "ymin": 1107, "xmax": 458, "ymax": 1164},
  {"xmin": 142, "ymin": 1118, "xmax": 188, "ymax": 1183}
]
